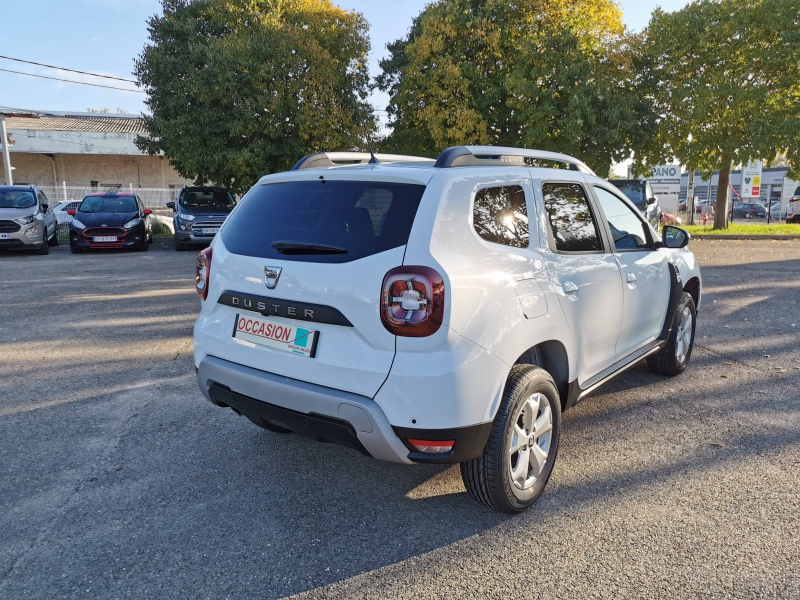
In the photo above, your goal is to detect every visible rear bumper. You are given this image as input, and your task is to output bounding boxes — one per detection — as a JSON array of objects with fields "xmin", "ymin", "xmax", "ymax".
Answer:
[
  {"xmin": 197, "ymin": 355, "xmax": 495, "ymax": 464},
  {"xmin": 197, "ymin": 355, "xmax": 414, "ymax": 463}
]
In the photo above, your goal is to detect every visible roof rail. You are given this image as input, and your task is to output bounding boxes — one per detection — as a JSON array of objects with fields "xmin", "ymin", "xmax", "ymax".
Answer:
[
  {"xmin": 291, "ymin": 152, "xmax": 434, "ymax": 170},
  {"xmin": 434, "ymin": 146, "xmax": 595, "ymax": 175}
]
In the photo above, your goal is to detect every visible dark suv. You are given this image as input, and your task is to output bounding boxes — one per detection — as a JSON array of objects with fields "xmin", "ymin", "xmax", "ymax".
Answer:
[
  {"xmin": 167, "ymin": 186, "xmax": 236, "ymax": 251},
  {"xmin": 609, "ymin": 179, "xmax": 661, "ymax": 228}
]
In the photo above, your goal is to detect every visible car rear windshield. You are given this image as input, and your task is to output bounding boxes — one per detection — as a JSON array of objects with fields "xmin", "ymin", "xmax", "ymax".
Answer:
[
  {"xmin": 180, "ymin": 189, "xmax": 235, "ymax": 209},
  {"xmin": 612, "ymin": 184, "xmax": 646, "ymax": 209},
  {"xmin": 220, "ymin": 180, "xmax": 426, "ymax": 263},
  {"xmin": 79, "ymin": 196, "xmax": 138, "ymax": 213},
  {"xmin": 0, "ymin": 191, "xmax": 36, "ymax": 208}
]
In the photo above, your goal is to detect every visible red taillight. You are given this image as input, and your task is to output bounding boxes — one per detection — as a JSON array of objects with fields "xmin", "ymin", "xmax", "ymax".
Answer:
[
  {"xmin": 195, "ymin": 247, "xmax": 212, "ymax": 300},
  {"xmin": 407, "ymin": 439, "xmax": 455, "ymax": 454},
  {"xmin": 67, "ymin": 209, "xmax": 76, "ymax": 216},
  {"xmin": 380, "ymin": 266, "xmax": 445, "ymax": 337}
]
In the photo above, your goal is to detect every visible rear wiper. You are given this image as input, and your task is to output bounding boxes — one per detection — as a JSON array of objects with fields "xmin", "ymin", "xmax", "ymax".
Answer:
[{"xmin": 271, "ymin": 241, "xmax": 347, "ymax": 255}]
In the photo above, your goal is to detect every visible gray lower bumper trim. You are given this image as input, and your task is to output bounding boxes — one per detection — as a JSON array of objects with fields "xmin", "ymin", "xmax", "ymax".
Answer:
[{"xmin": 197, "ymin": 355, "xmax": 412, "ymax": 463}]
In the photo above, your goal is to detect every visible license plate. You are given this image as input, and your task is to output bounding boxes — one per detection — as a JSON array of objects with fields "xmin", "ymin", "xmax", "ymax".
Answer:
[
  {"xmin": 0, "ymin": 234, "xmax": 10, "ymax": 239},
  {"xmin": 201, "ymin": 228, "xmax": 219, "ymax": 235},
  {"xmin": 232, "ymin": 314, "xmax": 319, "ymax": 358},
  {"xmin": 93, "ymin": 236, "xmax": 118, "ymax": 242}
]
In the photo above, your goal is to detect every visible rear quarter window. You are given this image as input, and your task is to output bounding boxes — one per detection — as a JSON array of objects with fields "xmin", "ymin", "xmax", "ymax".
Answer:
[{"xmin": 220, "ymin": 180, "xmax": 426, "ymax": 263}]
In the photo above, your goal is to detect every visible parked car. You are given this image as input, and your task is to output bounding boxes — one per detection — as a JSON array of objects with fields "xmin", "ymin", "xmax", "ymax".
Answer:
[
  {"xmin": 788, "ymin": 188, "xmax": 800, "ymax": 223},
  {"xmin": 766, "ymin": 200, "xmax": 784, "ymax": 220},
  {"xmin": 608, "ymin": 179, "xmax": 661, "ymax": 228},
  {"xmin": 0, "ymin": 185, "xmax": 58, "ymax": 255},
  {"xmin": 68, "ymin": 191, "xmax": 152, "ymax": 253},
  {"xmin": 193, "ymin": 146, "xmax": 702, "ymax": 514},
  {"xmin": 695, "ymin": 199, "xmax": 716, "ymax": 214},
  {"xmin": 730, "ymin": 202, "xmax": 766, "ymax": 219},
  {"xmin": 678, "ymin": 199, "xmax": 687, "ymax": 212},
  {"xmin": 52, "ymin": 200, "xmax": 82, "ymax": 224},
  {"xmin": 167, "ymin": 186, "xmax": 236, "ymax": 251}
]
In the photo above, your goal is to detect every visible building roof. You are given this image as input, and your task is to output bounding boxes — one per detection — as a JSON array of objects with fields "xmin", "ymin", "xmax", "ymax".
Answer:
[
  {"xmin": 0, "ymin": 107, "xmax": 146, "ymax": 134},
  {"xmin": 3, "ymin": 115, "xmax": 146, "ymax": 134}
]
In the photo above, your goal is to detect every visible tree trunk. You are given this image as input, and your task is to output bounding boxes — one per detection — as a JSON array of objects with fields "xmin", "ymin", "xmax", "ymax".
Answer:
[{"xmin": 713, "ymin": 160, "xmax": 731, "ymax": 230}]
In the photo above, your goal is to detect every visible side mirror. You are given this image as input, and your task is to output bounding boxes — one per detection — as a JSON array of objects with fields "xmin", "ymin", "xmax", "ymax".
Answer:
[
  {"xmin": 41, "ymin": 202, "xmax": 49, "ymax": 213},
  {"xmin": 166, "ymin": 201, "xmax": 176, "ymax": 212},
  {"xmin": 143, "ymin": 209, "xmax": 152, "ymax": 216},
  {"xmin": 647, "ymin": 197, "xmax": 657, "ymax": 206},
  {"xmin": 67, "ymin": 209, "xmax": 76, "ymax": 216},
  {"xmin": 661, "ymin": 225, "xmax": 690, "ymax": 249}
]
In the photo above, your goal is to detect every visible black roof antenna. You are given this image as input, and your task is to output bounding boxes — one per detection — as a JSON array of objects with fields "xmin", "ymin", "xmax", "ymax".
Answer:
[{"xmin": 367, "ymin": 139, "xmax": 380, "ymax": 165}]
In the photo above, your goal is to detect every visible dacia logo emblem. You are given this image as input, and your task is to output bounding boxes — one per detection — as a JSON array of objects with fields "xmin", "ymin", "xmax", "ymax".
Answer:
[{"xmin": 264, "ymin": 266, "xmax": 282, "ymax": 289}]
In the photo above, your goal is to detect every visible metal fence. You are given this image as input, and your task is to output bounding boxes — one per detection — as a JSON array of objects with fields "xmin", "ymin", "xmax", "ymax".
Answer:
[{"xmin": 40, "ymin": 184, "xmax": 179, "ymax": 209}]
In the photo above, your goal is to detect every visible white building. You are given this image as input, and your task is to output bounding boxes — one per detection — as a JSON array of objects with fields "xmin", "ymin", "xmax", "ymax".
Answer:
[{"xmin": 0, "ymin": 108, "xmax": 192, "ymax": 192}]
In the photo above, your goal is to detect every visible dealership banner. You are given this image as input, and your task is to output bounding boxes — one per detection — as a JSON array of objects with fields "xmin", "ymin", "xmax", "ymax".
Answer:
[{"xmin": 741, "ymin": 161, "xmax": 763, "ymax": 197}]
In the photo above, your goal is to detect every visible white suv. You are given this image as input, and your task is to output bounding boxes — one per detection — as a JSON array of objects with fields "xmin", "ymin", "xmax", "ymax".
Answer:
[{"xmin": 193, "ymin": 146, "xmax": 702, "ymax": 513}]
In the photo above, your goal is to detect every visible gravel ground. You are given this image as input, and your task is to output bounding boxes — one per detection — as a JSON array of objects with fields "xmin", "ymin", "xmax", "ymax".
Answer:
[{"xmin": 0, "ymin": 239, "xmax": 798, "ymax": 599}]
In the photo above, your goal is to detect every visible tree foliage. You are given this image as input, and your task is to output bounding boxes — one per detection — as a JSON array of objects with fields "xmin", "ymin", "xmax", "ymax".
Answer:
[
  {"xmin": 376, "ymin": 0, "xmax": 649, "ymax": 176},
  {"xmin": 635, "ymin": 0, "xmax": 800, "ymax": 227},
  {"xmin": 135, "ymin": 0, "xmax": 375, "ymax": 194}
]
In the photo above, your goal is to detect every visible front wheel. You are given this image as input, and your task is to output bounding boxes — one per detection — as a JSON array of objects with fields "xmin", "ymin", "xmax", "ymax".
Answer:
[
  {"xmin": 36, "ymin": 232, "xmax": 49, "ymax": 255},
  {"xmin": 647, "ymin": 292, "xmax": 696, "ymax": 376},
  {"xmin": 461, "ymin": 365, "xmax": 561, "ymax": 514}
]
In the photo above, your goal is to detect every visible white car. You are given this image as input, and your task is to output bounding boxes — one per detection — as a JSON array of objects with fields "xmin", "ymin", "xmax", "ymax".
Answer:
[
  {"xmin": 52, "ymin": 200, "xmax": 82, "ymax": 224},
  {"xmin": 193, "ymin": 146, "xmax": 702, "ymax": 513}
]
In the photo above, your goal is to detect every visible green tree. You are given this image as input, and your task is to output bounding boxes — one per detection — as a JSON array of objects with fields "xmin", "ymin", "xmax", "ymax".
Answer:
[
  {"xmin": 376, "ymin": 0, "xmax": 647, "ymax": 176},
  {"xmin": 135, "ymin": 0, "xmax": 375, "ymax": 195},
  {"xmin": 636, "ymin": 0, "xmax": 800, "ymax": 229}
]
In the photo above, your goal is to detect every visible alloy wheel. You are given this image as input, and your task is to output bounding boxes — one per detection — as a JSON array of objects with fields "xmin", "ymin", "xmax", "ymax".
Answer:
[
  {"xmin": 675, "ymin": 306, "xmax": 693, "ymax": 362},
  {"xmin": 508, "ymin": 392, "xmax": 553, "ymax": 490}
]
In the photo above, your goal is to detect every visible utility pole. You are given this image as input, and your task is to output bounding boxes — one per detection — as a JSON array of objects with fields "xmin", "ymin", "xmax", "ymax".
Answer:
[
  {"xmin": 1, "ymin": 114, "xmax": 13, "ymax": 185},
  {"xmin": 686, "ymin": 169, "xmax": 696, "ymax": 225}
]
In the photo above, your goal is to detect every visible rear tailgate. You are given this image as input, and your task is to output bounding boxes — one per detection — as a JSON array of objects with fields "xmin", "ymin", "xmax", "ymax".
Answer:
[
  {"xmin": 194, "ymin": 178, "xmax": 428, "ymax": 398},
  {"xmin": 196, "ymin": 242, "xmax": 402, "ymax": 397}
]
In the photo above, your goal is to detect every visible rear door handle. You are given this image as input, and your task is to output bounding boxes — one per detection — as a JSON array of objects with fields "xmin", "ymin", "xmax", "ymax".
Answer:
[
  {"xmin": 562, "ymin": 281, "xmax": 578, "ymax": 294},
  {"xmin": 626, "ymin": 272, "xmax": 636, "ymax": 283}
]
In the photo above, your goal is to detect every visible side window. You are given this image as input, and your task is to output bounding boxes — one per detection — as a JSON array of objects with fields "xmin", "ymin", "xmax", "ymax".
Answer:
[
  {"xmin": 594, "ymin": 187, "xmax": 650, "ymax": 251},
  {"xmin": 541, "ymin": 183, "xmax": 602, "ymax": 252},
  {"xmin": 472, "ymin": 185, "xmax": 529, "ymax": 248}
]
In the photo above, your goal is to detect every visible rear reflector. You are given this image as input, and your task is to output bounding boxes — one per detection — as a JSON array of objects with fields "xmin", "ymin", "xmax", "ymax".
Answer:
[{"xmin": 407, "ymin": 439, "xmax": 455, "ymax": 454}]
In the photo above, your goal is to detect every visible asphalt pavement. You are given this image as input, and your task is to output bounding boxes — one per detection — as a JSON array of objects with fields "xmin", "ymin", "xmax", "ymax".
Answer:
[{"xmin": 1, "ymin": 239, "xmax": 798, "ymax": 599}]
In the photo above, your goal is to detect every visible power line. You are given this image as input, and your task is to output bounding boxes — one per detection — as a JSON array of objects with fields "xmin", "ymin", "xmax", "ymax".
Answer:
[
  {"xmin": 0, "ymin": 54, "xmax": 137, "ymax": 83},
  {"xmin": 0, "ymin": 68, "xmax": 144, "ymax": 93}
]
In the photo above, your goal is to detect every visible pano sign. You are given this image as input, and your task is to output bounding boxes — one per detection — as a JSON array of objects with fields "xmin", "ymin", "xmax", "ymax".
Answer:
[
  {"xmin": 650, "ymin": 165, "xmax": 679, "ymax": 178},
  {"xmin": 647, "ymin": 165, "xmax": 681, "ymax": 202}
]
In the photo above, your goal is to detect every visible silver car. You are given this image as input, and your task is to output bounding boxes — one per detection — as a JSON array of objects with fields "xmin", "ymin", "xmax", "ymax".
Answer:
[{"xmin": 0, "ymin": 186, "xmax": 58, "ymax": 255}]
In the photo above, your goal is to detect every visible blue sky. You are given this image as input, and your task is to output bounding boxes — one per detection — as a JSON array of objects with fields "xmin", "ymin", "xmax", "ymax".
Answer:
[{"xmin": 0, "ymin": 0, "xmax": 688, "ymax": 117}]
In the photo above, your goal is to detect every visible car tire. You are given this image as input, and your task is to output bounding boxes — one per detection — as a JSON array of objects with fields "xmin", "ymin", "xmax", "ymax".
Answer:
[
  {"xmin": 70, "ymin": 244, "xmax": 82, "ymax": 254},
  {"xmin": 647, "ymin": 292, "xmax": 696, "ymax": 377},
  {"xmin": 175, "ymin": 239, "xmax": 185, "ymax": 251},
  {"xmin": 460, "ymin": 364, "xmax": 561, "ymax": 514},
  {"xmin": 37, "ymin": 233, "xmax": 49, "ymax": 255},
  {"xmin": 138, "ymin": 238, "xmax": 149, "ymax": 252},
  {"xmin": 48, "ymin": 231, "xmax": 59, "ymax": 246}
]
